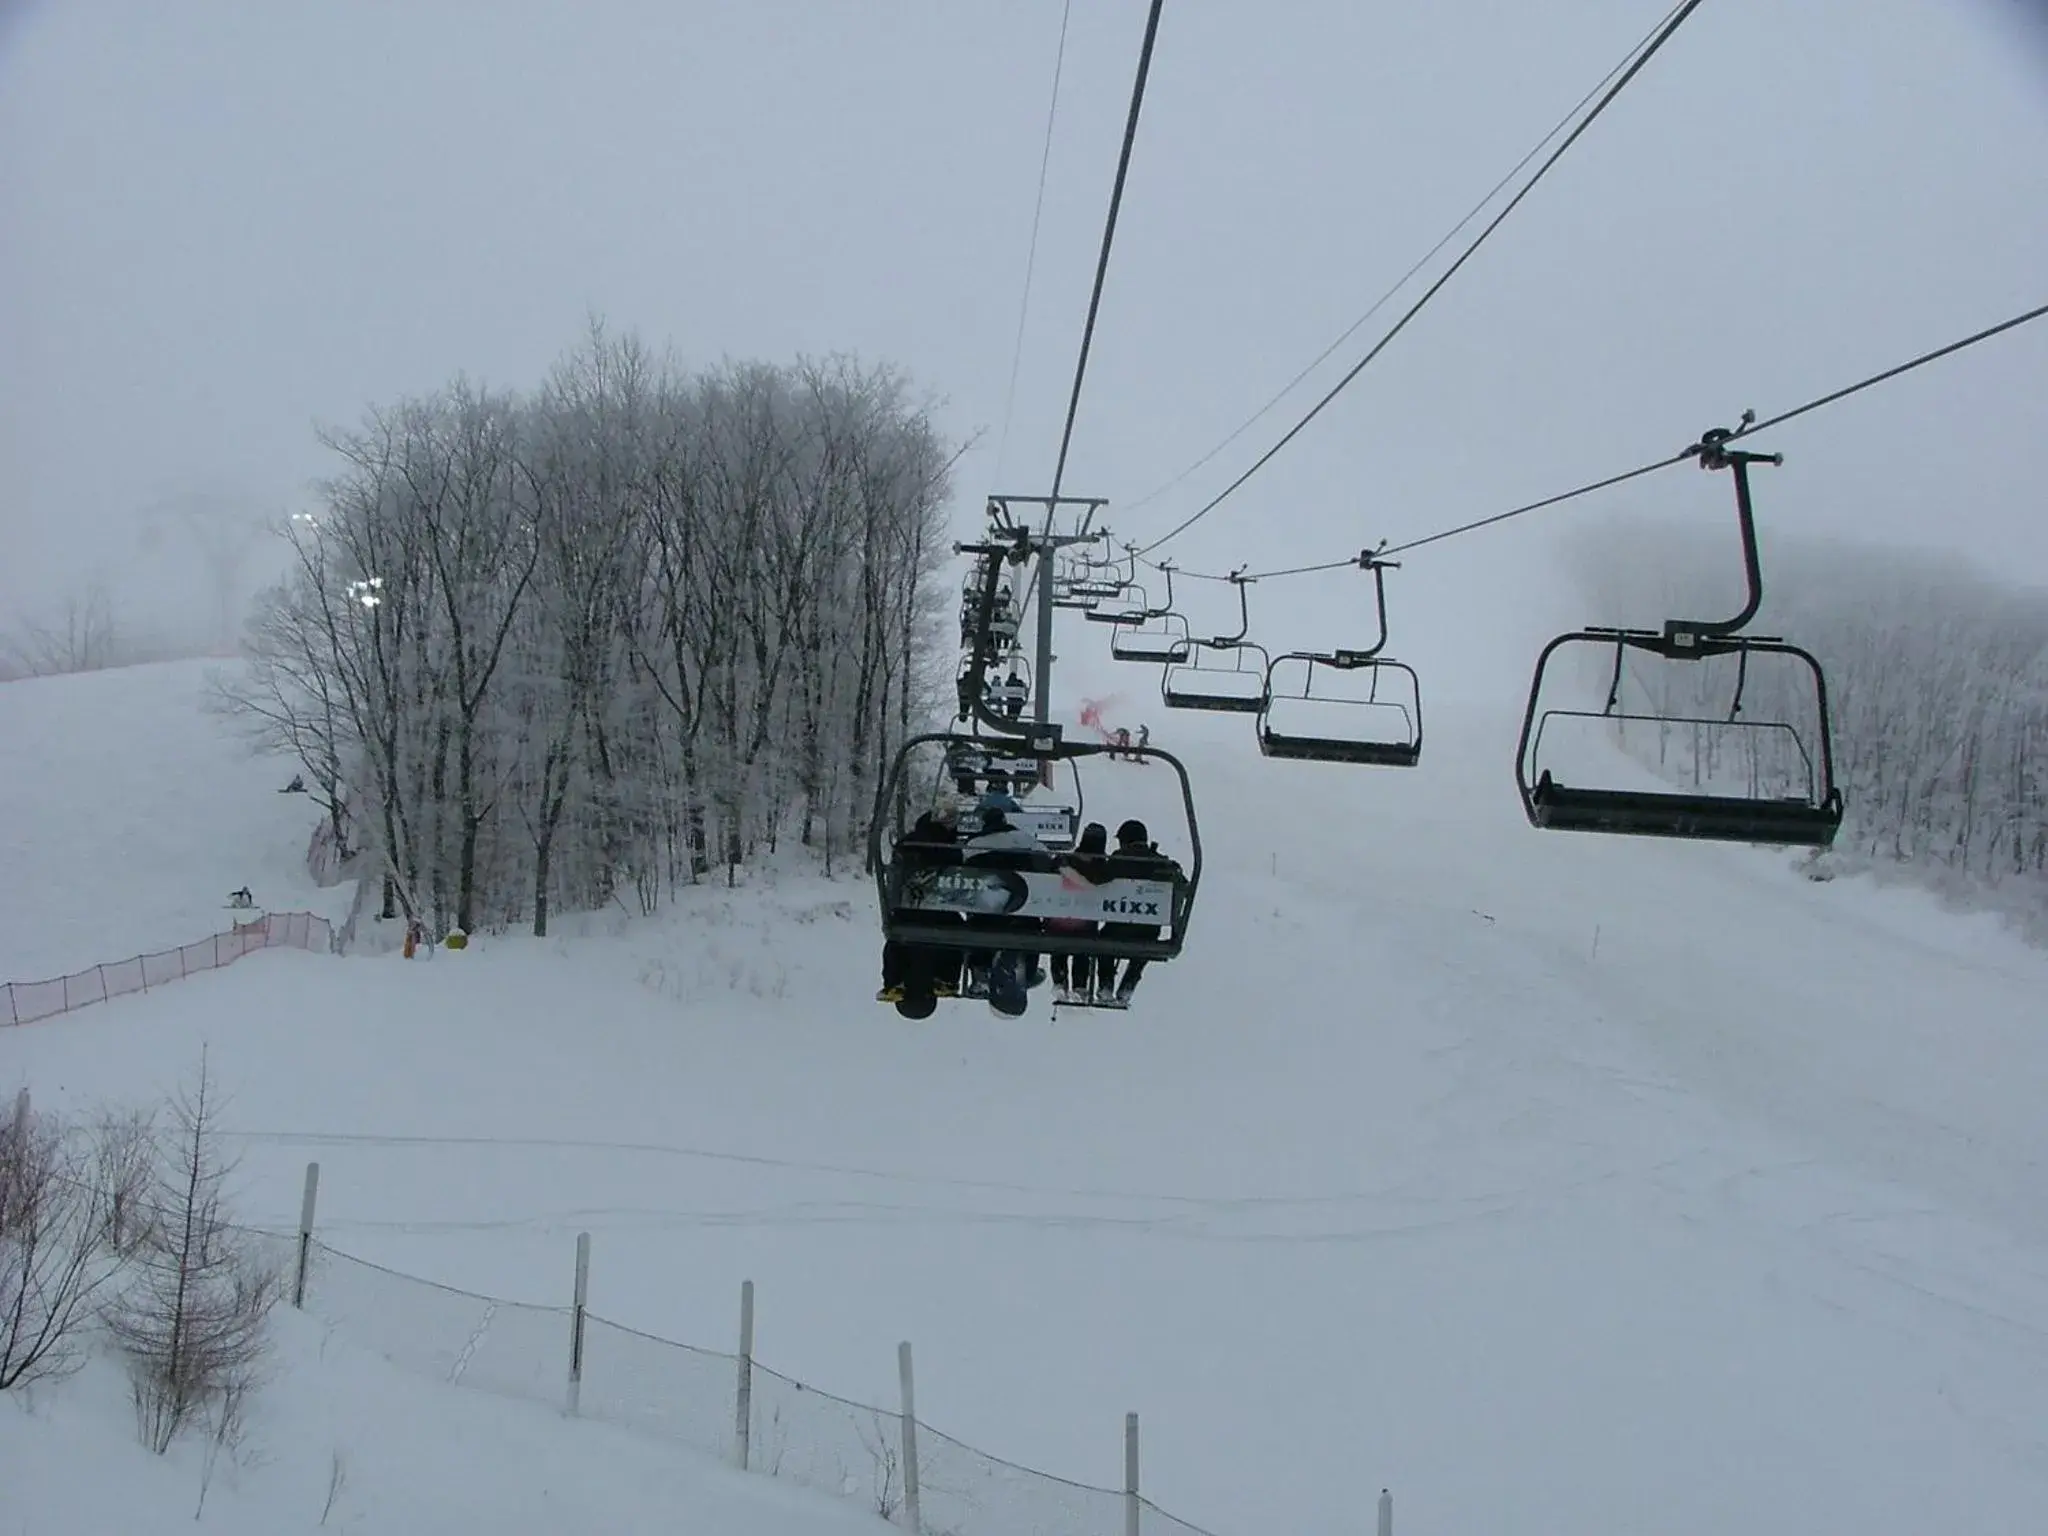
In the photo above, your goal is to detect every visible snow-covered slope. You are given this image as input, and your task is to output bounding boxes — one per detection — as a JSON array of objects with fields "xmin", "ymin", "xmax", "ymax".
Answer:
[
  {"xmin": 0, "ymin": 660, "xmax": 354, "ymax": 983},
  {"xmin": 5, "ymin": 661, "xmax": 2048, "ymax": 1534},
  {"xmin": 6, "ymin": 1313, "xmax": 891, "ymax": 1536}
]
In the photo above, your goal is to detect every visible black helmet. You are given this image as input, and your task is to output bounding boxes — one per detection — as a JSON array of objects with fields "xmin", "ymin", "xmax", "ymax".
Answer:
[
  {"xmin": 1115, "ymin": 818, "xmax": 1148, "ymax": 847},
  {"xmin": 1078, "ymin": 822, "xmax": 1109, "ymax": 855}
]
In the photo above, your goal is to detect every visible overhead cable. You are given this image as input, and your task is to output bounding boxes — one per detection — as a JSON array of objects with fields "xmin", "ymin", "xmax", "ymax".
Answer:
[
  {"xmin": 1119, "ymin": 0, "xmax": 1690, "ymax": 519},
  {"xmin": 994, "ymin": 0, "xmax": 1076, "ymax": 486},
  {"xmin": 1050, "ymin": 0, "xmax": 1169, "ymax": 500},
  {"xmin": 1163, "ymin": 295, "xmax": 2048, "ymax": 578},
  {"xmin": 1137, "ymin": 0, "xmax": 1708, "ymax": 556}
]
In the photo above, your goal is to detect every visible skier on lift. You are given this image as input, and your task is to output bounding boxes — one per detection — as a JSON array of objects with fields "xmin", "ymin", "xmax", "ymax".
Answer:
[{"xmin": 1000, "ymin": 668, "xmax": 1029, "ymax": 720}]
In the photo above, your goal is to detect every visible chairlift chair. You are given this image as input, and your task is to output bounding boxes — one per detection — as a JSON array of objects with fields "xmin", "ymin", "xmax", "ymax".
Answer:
[
  {"xmin": 1514, "ymin": 423, "xmax": 1844, "ymax": 847},
  {"xmin": 1164, "ymin": 643, "xmax": 1271, "ymax": 712},
  {"xmin": 1087, "ymin": 560, "xmax": 1175, "ymax": 626},
  {"xmin": 1254, "ymin": 552, "xmax": 1422, "ymax": 765},
  {"xmin": 1086, "ymin": 584, "xmax": 1153, "ymax": 625},
  {"xmin": 1160, "ymin": 570, "xmax": 1267, "ymax": 712},
  {"xmin": 1258, "ymin": 651, "xmax": 1422, "ymax": 765},
  {"xmin": 1111, "ymin": 611, "xmax": 1193, "ymax": 666},
  {"xmin": 872, "ymin": 729, "xmax": 1202, "ymax": 967}
]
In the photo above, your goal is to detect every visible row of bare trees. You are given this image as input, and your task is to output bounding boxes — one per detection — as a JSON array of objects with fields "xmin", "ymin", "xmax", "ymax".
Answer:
[
  {"xmin": 1561, "ymin": 519, "xmax": 2048, "ymax": 908},
  {"xmin": 227, "ymin": 330, "xmax": 957, "ymax": 938}
]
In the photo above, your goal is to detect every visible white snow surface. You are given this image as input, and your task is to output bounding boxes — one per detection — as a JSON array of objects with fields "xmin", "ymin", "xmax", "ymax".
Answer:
[
  {"xmin": 6, "ymin": 657, "xmax": 2048, "ymax": 1534},
  {"xmin": 0, "ymin": 660, "xmax": 355, "ymax": 983},
  {"xmin": 6, "ymin": 1316, "xmax": 888, "ymax": 1535}
]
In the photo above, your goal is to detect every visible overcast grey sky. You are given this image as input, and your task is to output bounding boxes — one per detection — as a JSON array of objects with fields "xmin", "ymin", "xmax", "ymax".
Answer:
[{"xmin": 5, "ymin": 0, "xmax": 2045, "ymax": 694}]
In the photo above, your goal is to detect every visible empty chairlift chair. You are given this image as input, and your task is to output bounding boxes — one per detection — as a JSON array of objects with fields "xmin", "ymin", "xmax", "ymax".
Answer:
[
  {"xmin": 1255, "ymin": 553, "xmax": 1422, "ymax": 766},
  {"xmin": 1258, "ymin": 652, "xmax": 1422, "ymax": 765},
  {"xmin": 1164, "ymin": 642, "xmax": 1270, "ymax": 712},
  {"xmin": 1514, "ymin": 423, "xmax": 1844, "ymax": 847},
  {"xmin": 1161, "ymin": 573, "xmax": 1269, "ymax": 712},
  {"xmin": 1112, "ymin": 610, "xmax": 1193, "ymax": 665},
  {"xmin": 1086, "ymin": 583, "xmax": 1153, "ymax": 626}
]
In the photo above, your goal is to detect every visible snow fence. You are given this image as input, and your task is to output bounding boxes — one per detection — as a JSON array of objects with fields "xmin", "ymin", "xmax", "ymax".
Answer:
[
  {"xmin": 2, "ymin": 910, "xmax": 336, "ymax": 1025},
  {"xmin": 288, "ymin": 1228, "xmax": 1226, "ymax": 1536}
]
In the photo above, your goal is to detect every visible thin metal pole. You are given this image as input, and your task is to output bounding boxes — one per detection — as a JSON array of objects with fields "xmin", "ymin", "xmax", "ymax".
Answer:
[
  {"xmin": 1034, "ymin": 533, "xmax": 1057, "ymax": 727},
  {"xmin": 292, "ymin": 1161, "xmax": 321, "ymax": 1309},
  {"xmin": 567, "ymin": 1231, "xmax": 591, "ymax": 1416},
  {"xmin": 898, "ymin": 1342, "xmax": 922, "ymax": 1531},
  {"xmin": 1124, "ymin": 1411, "xmax": 1140, "ymax": 1536},
  {"xmin": 735, "ymin": 1279, "xmax": 755, "ymax": 1469}
]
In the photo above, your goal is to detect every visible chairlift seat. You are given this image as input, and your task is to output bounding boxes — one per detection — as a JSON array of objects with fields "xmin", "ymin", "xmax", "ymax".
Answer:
[
  {"xmin": 1113, "ymin": 633, "xmax": 1193, "ymax": 665},
  {"xmin": 1088, "ymin": 603, "xmax": 1150, "ymax": 625},
  {"xmin": 1162, "ymin": 644, "xmax": 1270, "ymax": 714},
  {"xmin": 1112, "ymin": 612, "xmax": 1193, "ymax": 665},
  {"xmin": 1257, "ymin": 729, "xmax": 1421, "ymax": 767},
  {"xmin": 1163, "ymin": 679, "xmax": 1266, "ymax": 713},
  {"xmin": 1527, "ymin": 776, "xmax": 1842, "ymax": 847}
]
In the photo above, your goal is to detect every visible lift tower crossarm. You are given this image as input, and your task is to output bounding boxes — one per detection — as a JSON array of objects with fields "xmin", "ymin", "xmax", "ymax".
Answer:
[{"xmin": 979, "ymin": 495, "xmax": 1110, "ymax": 734}]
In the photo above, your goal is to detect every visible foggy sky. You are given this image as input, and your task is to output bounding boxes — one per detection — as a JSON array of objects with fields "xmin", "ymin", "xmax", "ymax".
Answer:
[{"xmin": 4, "ymin": 0, "xmax": 2045, "ymax": 695}]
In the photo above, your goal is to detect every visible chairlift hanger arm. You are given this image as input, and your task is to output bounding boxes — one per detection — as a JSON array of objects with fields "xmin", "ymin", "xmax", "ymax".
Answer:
[
  {"xmin": 1667, "ymin": 418, "xmax": 1782, "ymax": 643},
  {"xmin": 1201, "ymin": 567, "xmax": 1253, "ymax": 647},
  {"xmin": 1321, "ymin": 550, "xmax": 1395, "ymax": 666}
]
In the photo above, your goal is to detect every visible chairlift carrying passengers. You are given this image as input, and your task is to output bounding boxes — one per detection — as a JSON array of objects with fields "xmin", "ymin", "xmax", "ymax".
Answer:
[
  {"xmin": 1161, "ymin": 571, "xmax": 1270, "ymax": 713},
  {"xmin": 872, "ymin": 728, "xmax": 1202, "ymax": 970},
  {"xmin": 1256, "ymin": 553, "xmax": 1422, "ymax": 766},
  {"xmin": 1514, "ymin": 423, "xmax": 1844, "ymax": 847}
]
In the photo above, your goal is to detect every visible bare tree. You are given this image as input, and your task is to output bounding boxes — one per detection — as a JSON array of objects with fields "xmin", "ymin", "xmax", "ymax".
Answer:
[
  {"xmin": 106, "ymin": 1058, "xmax": 281, "ymax": 1452},
  {"xmin": 1, "ymin": 583, "xmax": 122, "ymax": 678},
  {"xmin": 0, "ymin": 1094, "xmax": 118, "ymax": 1390},
  {"xmin": 233, "ymin": 328, "xmax": 958, "ymax": 938},
  {"xmin": 91, "ymin": 1105, "xmax": 160, "ymax": 1258}
]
